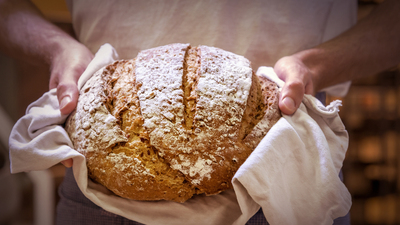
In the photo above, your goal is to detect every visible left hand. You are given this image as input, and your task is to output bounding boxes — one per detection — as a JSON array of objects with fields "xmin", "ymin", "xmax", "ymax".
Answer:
[{"xmin": 274, "ymin": 55, "xmax": 316, "ymax": 115}]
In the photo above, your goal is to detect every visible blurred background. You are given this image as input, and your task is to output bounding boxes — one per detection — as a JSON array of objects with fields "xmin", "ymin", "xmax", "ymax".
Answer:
[{"xmin": 0, "ymin": 0, "xmax": 399, "ymax": 224}]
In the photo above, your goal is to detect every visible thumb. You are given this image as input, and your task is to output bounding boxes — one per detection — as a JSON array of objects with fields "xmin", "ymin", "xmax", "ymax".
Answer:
[
  {"xmin": 279, "ymin": 95, "xmax": 297, "ymax": 115},
  {"xmin": 274, "ymin": 56, "xmax": 315, "ymax": 115},
  {"xmin": 57, "ymin": 81, "xmax": 79, "ymax": 115},
  {"xmin": 278, "ymin": 81, "xmax": 305, "ymax": 115}
]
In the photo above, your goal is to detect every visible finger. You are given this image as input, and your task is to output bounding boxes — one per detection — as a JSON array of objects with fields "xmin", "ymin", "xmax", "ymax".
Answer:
[
  {"xmin": 279, "ymin": 80, "xmax": 305, "ymax": 115},
  {"xmin": 61, "ymin": 158, "xmax": 73, "ymax": 168},
  {"xmin": 274, "ymin": 56, "xmax": 315, "ymax": 115},
  {"xmin": 279, "ymin": 96, "xmax": 297, "ymax": 115},
  {"xmin": 57, "ymin": 81, "xmax": 79, "ymax": 115}
]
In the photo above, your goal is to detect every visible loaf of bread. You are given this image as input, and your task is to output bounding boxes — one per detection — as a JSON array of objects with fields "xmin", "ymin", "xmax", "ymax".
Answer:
[{"xmin": 65, "ymin": 43, "xmax": 281, "ymax": 203}]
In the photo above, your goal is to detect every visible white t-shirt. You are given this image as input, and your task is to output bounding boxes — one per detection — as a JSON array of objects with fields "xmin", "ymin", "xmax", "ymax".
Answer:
[{"xmin": 66, "ymin": 0, "xmax": 357, "ymax": 69}]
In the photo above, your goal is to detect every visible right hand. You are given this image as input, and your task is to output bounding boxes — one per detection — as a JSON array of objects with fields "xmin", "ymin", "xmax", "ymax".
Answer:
[
  {"xmin": 49, "ymin": 41, "xmax": 93, "ymax": 167},
  {"xmin": 49, "ymin": 41, "xmax": 94, "ymax": 115}
]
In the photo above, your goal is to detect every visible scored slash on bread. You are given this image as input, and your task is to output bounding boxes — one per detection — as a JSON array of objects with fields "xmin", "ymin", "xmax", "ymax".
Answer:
[{"xmin": 65, "ymin": 43, "xmax": 281, "ymax": 203}]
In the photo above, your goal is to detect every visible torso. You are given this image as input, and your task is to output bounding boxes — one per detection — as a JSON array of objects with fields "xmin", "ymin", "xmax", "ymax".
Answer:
[{"xmin": 66, "ymin": 0, "xmax": 357, "ymax": 69}]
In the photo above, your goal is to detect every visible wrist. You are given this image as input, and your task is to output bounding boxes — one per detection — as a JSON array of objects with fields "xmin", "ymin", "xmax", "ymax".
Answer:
[
  {"xmin": 48, "ymin": 38, "xmax": 93, "ymax": 88},
  {"xmin": 49, "ymin": 38, "xmax": 92, "ymax": 73},
  {"xmin": 47, "ymin": 36, "xmax": 81, "ymax": 66}
]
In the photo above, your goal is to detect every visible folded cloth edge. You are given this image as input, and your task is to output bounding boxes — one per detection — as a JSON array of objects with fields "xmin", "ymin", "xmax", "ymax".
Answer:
[{"xmin": 78, "ymin": 43, "xmax": 119, "ymax": 90}]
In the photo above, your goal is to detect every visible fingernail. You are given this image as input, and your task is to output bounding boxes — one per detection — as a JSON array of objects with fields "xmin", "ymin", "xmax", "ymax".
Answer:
[
  {"xmin": 282, "ymin": 97, "xmax": 296, "ymax": 113},
  {"xmin": 60, "ymin": 96, "xmax": 71, "ymax": 110}
]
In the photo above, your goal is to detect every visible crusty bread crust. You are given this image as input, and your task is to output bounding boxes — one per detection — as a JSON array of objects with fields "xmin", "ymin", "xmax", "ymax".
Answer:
[{"xmin": 65, "ymin": 43, "xmax": 280, "ymax": 202}]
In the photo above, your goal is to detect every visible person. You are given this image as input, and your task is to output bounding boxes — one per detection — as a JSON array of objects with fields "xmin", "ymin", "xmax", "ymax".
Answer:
[
  {"xmin": 1, "ymin": 0, "xmax": 399, "ymax": 224},
  {"xmin": 276, "ymin": 0, "xmax": 400, "ymax": 115}
]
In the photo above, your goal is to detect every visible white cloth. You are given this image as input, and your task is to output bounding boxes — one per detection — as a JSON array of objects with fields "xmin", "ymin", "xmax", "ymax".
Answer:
[{"xmin": 9, "ymin": 44, "xmax": 351, "ymax": 225}]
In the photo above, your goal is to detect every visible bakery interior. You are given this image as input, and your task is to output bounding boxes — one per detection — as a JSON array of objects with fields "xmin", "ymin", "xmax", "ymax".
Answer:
[{"xmin": 0, "ymin": 0, "xmax": 399, "ymax": 224}]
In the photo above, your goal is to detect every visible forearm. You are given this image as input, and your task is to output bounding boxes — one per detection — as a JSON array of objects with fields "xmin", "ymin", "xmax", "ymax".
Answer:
[
  {"xmin": 275, "ymin": 0, "xmax": 400, "ymax": 115},
  {"xmin": 295, "ymin": 0, "xmax": 400, "ymax": 92},
  {"xmin": 0, "ymin": 0, "xmax": 81, "ymax": 67},
  {"xmin": 0, "ymin": 0, "xmax": 93, "ymax": 120}
]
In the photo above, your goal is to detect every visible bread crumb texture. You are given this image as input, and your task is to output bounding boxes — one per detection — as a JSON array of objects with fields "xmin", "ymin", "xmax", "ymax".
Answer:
[{"xmin": 65, "ymin": 43, "xmax": 281, "ymax": 203}]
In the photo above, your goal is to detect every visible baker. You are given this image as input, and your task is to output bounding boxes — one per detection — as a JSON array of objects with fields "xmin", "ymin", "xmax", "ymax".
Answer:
[{"xmin": 1, "ymin": 0, "xmax": 399, "ymax": 224}]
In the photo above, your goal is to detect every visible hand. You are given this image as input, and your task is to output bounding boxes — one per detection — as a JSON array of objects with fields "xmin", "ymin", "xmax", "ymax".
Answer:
[
  {"xmin": 0, "ymin": 0, "xmax": 94, "ymax": 168},
  {"xmin": 49, "ymin": 41, "xmax": 93, "ymax": 115},
  {"xmin": 49, "ymin": 42, "xmax": 93, "ymax": 168},
  {"xmin": 274, "ymin": 0, "xmax": 400, "ymax": 116},
  {"xmin": 274, "ymin": 55, "xmax": 316, "ymax": 115}
]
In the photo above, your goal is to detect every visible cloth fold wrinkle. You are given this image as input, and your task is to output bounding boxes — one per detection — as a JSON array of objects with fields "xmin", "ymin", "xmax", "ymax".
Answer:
[{"xmin": 9, "ymin": 44, "xmax": 351, "ymax": 225}]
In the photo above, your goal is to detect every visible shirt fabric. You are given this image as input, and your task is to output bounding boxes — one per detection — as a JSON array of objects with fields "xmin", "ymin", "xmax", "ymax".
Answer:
[{"xmin": 66, "ymin": 0, "xmax": 357, "ymax": 69}]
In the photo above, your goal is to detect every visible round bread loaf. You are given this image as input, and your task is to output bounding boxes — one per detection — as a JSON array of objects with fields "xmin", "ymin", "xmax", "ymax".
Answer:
[{"xmin": 65, "ymin": 43, "xmax": 281, "ymax": 203}]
